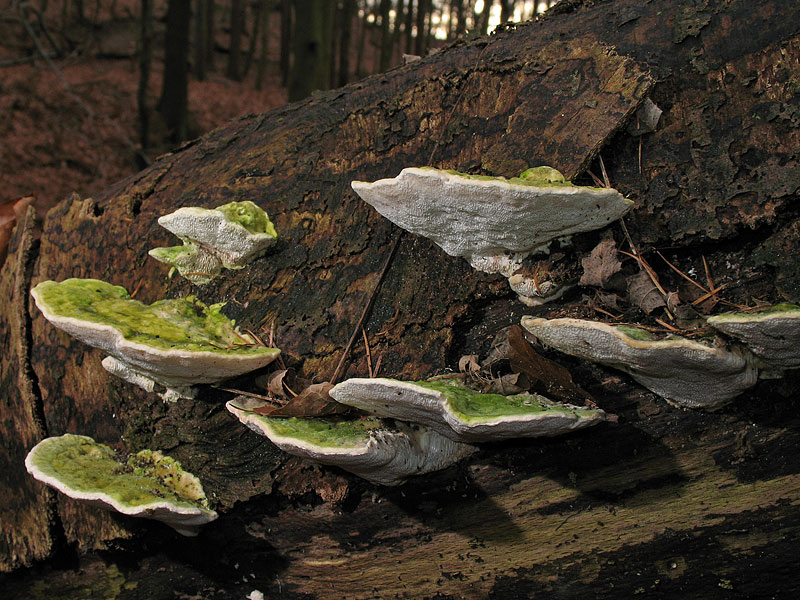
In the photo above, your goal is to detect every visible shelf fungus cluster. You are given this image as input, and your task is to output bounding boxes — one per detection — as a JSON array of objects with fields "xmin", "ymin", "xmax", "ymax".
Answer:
[
  {"xmin": 227, "ymin": 399, "xmax": 476, "ymax": 487},
  {"xmin": 227, "ymin": 378, "xmax": 605, "ymax": 486},
  {"xmin": 31, "ymin": 278, "xmax": 280, "ymax": 402},
  {"xmin": 521, "ymin": 309, "xmax": 800, "ymax": 410},
  {"xmin": 149, "ymin": 201, "xmax": 277, "ymax": 285},
  {"xmin": 25, "ymin": 434, "xmax": 217, "ymax": 536},
  {"xmin": 351, "ymin": 166, "xmax": 633, "ymax": 304}
]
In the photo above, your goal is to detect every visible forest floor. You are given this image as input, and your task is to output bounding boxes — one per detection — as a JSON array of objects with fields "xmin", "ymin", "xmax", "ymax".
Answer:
[{"xmin": 1, "ymin": 3, "xmax": 289, "ymax": 220}]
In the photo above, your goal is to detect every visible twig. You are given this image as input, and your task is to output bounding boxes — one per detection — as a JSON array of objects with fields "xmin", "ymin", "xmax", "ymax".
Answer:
[
  {"xmin": 702, "ymin": 255, "xmax": 715, "ymax": 291},
  {"xmin": 619, "ymin": 219, "xmax": 674, "ymax": 320},
  {"xmin": 373, "ymin": 353, "xmax": 383, "ymax": 377},
  {"xmin": 657, "ymin": 251, "xmax": 708, "ymax": 293},
  {"xmin": 654, "ymin": 317, "xmax": 679, "ymax": 332},
  {"xmin": 362, "ymin": 327, "xmax": 373, "ymax": 378},
  {"xmin": 692, "ymin": 283, "xmax": 728, "ymax": 306},
  {"xmin": 591, "ymin": 305, "xmax": 623, "ymax": 320},
  {"xmin": 214, "ymin": 386, "xmax": 286, "ymax": 405},
  {"xmin": 598, "ymin": 155, "xmax": 611, "ymax": 188},
  {"xmin": 330, "ymin": 232, "xmax": 402, "ymax": 384}
]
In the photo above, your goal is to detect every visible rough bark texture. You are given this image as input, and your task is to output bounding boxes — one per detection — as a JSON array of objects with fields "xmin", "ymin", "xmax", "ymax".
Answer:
[{"xmin": 2, "ymin": 0, "xmax": 800, "ymax": 597}]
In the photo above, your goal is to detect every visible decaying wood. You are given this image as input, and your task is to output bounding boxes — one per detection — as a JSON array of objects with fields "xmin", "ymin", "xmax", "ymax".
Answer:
[{"xmin": 1, "ymin": 0, "xmax": 799, "ymax": 597}]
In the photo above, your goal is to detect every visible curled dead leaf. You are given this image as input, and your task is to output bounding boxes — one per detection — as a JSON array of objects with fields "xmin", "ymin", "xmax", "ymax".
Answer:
[
  {"xmin": 253, "ymin": 382, "xmax": 350, "ymax": 417},
  {"xmin": 507, "ymin": 325, "xmax": 595, "ymax": 405},
  {"xmin": 627, "ymin": 270, "xmax": 666, "ymax": 314},
  {"xmin": 458, "ymin": 354, "xmax": 481, "ymax": 373},
  {"xmin": 579, "ymin": 238, "xmax": 622, "ymax": 289}
]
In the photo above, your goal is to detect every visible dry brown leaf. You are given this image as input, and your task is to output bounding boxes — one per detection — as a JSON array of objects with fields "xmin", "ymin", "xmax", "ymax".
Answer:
[
  {"xmin": 253, "ymin": 382, "xmax": 350, "ymax": 417},
  {"xmin": 627, "ymin": 270, "xmax": 666, "ymax": 314},
  {"xmin": 458, "ymin": 354, "xmax": 481, "ymax": 373},
  {"xmin": 579, "ymin": 238, "xmax": 622, "ymax": 289},
  {"xmin": 485, "ymin": 372, "xmax": 529, "ymax": 395},
  {"xmin": 507, "ymin": 326, "xmax": 595, "ymax": 405},
  {"xmin": 0, "ymin": 196, "xmax": 34, "ymax": 268}
]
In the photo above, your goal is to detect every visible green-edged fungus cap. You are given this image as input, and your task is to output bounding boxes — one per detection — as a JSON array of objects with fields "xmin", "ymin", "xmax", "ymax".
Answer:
[
  {"xmin": 707, "ymin": 304, "xmax": 800, "ymax": 370},
  {"xmin": 226, "ymin": 400, "xmax": 475, "ymax": 486},
  {"xmin": 521, "ymin": 316, "xmax": 759, "ymax": 410},
  {"xmin": 30, "ymin": 278, "xmax": 280, "ymax": 399},
  {"xmin": 25, "ymin": 434, "xmax": 217, "ymax": 536},
  {"xmin": 155, "ymin": 201, "xmax": 277, "ymax": 269},
  {"xmin": 329, "ymin": 377, "xmax": 606, "ymax": 442},
  {"xmin": 350, "ymin": 167, "xmax": 632, "ymax": 268}
]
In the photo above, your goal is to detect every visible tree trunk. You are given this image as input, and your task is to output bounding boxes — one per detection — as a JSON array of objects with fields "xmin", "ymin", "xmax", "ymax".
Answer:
[
  {"xmin": 414, "ymin": 0, "xmax": 428, "ymax": 56},
  {"xmin": 338, "ymin": 0, "xmax": 356, "ymax": 87},
  {"xmin": 137, "ymin": 0, "xmax": 153, "ymax": 156},
  {"xmin": 288, "ymin": 0, "xmax": 331, "ymax": 101},
  {"xmin": 404, "ymin": 0, "xmax": 415, "ymax": 53},
  {"xmin": 279, "ymin": 0, "xmax": 292, "ymax": 86},
  {"xmin": 3, "ymin": 1, "xmax": 800, "ymax": 597},
  {"xmin": 157, "ymin": 0, "xmax": 191, "ymax": 144},
  {"xmin": 378, "ymin": 0, "xmax": 392, "ymax": 72},
  {"xmin": 227, "ymin": 0, "xmax": 244, "ymax": 81}
]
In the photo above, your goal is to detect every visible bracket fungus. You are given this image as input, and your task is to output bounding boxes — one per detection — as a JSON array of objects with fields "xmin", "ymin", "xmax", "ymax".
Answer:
[
  {"xmin": 707, "ymin": 304, "xmax": 800, "ymax": 371},
  {"xmin": 31, "ymin": 278, "xmax": 280, "ymax": 401},
  {"xmin": 352, "ymin": 166, "xmax": 631, "ymax": 266},
  {"xmin": 226, "ymin": 400, "xmax": 475, "ymax": 486},
  {"xmin": 25, "ymin": 434, "xmax": 217, "ymax": 536},
  {"xmin": 351, "ymin": 167, "xmax": 631, "ymax": 304},
  {"xmin": 329, "ymin": 377, "xmax": 606, "ymax": 442},
  {"xmin": 149, "ymin": 200, "xmax": 277, "ymax": 284},
  {"xmin": 521, "ymin": 317, "xmax": 759, "ymax": 410}
]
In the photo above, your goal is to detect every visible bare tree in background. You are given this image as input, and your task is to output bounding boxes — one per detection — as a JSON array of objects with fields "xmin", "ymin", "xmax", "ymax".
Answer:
[
  {"xmin": 137, "ymin": 0, "xmax": 153, "ymax": 157},
  {"xmin": 227, "ymin": 0, "xmax": 244, "ymax": 80},
  {"xmin": 338, "ymin": 0, "xmax": 357, "ymax": 86},
  {"xmin": 288, "ymin": 0, "xmax": 331, "ymax": 101}
]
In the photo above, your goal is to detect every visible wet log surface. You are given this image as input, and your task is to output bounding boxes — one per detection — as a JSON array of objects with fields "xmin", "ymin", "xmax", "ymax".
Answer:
[{"xmin": 2, "ymin": 0, "xmax": 800, "ymax": 597}]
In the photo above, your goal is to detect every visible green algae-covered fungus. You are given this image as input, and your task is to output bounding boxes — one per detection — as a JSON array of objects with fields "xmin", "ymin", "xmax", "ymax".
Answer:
[
  {"xmin": 25, "ymin": 434, "xmax": 217, "ymax": 536},
  {"xmin": 31, "ymin": 278, "xmax": 280, "ymax": 401},
  {"xmin": 350, "ymin": 166, "xmax": 632, "ymax": 269},
  {"xmin": 149, "ymin": 201, "xmax": 277, "ymax": 285},
  {"xmin": 329, "ymin": 377, "xmax": 606, "ymax": 442},
  {"xmin": 215, "ymin": 200, "xmax": 277, "ymax": 237},
  {"xmin": 226, "ymin": 400, "xmax": 475, "ymax": 486},
  {"xmin": 707, "ymin": 304, "xmax": 800, "ymax": 370},
  {"xmin": 522, "ymin": 316, "xmax": 758, "ymax": 410}
]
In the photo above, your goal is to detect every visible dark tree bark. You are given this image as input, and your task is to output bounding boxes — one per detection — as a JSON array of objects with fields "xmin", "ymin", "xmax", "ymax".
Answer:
[
  {"xmin": 3, "ymin": 1, "xmax": 800, "ymax": 597},
  {"xmin": 157, "ymin": 0, "xmax": 191, "ymax": 144}
]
